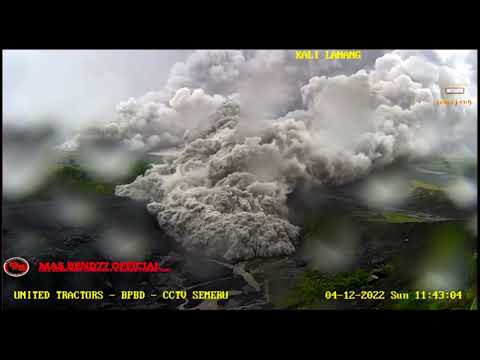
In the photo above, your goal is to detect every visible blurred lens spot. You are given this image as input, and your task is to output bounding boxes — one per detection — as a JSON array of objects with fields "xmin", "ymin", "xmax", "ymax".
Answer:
[
  {"xmin": 467, "ymin": 214, "xmax": 477, "ymax": 237},
  {"xmin": 415, "ymin": 224, "xmax": 472, "ymax": 291},
  {"xmin": 98, "ymin": 228, "xmax": 149, "ymax": 261},
  {"xmin": 3, "ymin": 125, "xmax": 59, "ymax": 198},
  {"xmin": 55, "ymin": 195, "xmax": 98, "ymax": 226},
  {"xmin": 446, "ymin": 177, "xmax": 477, "ymax": 209},
  {"xmin": 416, "ymin": 269, "xmax": 461, "ymax": 291},
  {"xmin": 301, "ymin": 218, "xmax": 358, "ymax": 273},
  {"xmin": 77, "ymin": 141, "xmax": 138, "ymax": 181},
  {"xmin": 7, "ymin": 231, "xmax": 48, "ymax": 256},
  {"xmin": 359, "ymin": 175, "xmax": 410, "ymax": 209}
]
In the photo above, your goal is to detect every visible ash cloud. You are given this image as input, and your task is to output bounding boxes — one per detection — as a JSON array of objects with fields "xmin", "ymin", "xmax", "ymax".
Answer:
[
  {"xmin": 62, "ymin": 87, "xmax": 227, "ymax": 153},
  {"xmin": 3, "ymin": 50, "xmax": 190, "ymax": 135},
  {"xmin": 62, "ymin": 50, "xmax": 388, "ymax": 152},
  {"xmin": 60, "ymin": 50, "xmax": 476, "ymax": 261}
]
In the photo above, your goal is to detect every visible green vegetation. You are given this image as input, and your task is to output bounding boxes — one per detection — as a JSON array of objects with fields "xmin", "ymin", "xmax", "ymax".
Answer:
[
  {"xmin": 471, "ymin": 297, "xmax": 477, "ymax": 310},
  {"xmin": 302, "ymin": 216, "xmax": 355, "ymax": 239},
  {"xmin": 381, "ymin": 212, "xmax": 427, "ymax": 223},
  {"xmin": 408, "ymin": 179, "xmax": 451, "ymax": 206},
  {"xmin": 17, "ymin": 159, "xmax": 152, "ymax": 200},
  {"xmin": 303, "ymin": 217, "xmax": 326, "ymax": 238},
  {"xmin": 410, "ymin": 180, "xmax": 444, "ymax": 192},
  {"xmin": 383, "ymin": 263, "xmax": 395, "ymax": 276},
  {"xmin": 468, "ymin": 252, "xmax": 477, "ymax": 310},
  {"xmin": 360, "ymin": 210, "xmax": 433, "ymax": 223},
  {"xmin": 392, "ymin": 237, "xmax": 477, "ymax": 310},
  {"xmin": 283, "ymin": 269, "xmax": 369, "ymax": 309},
  {"xmin": 53, "ymin": 165, "xmax": 115, "ymax": 194},
  {"xmin": 290, "ymin": 216, "xmax": 476, "ymax": 310}
]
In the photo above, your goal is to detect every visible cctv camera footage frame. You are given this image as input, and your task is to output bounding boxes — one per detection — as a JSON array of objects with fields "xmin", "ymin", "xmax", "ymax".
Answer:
[{"xmin": 2, "ymin": 49, "xmax": 478, "ymax": 311}]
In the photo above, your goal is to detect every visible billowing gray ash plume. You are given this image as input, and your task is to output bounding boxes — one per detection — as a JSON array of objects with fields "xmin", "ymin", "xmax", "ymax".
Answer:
[
  {"xmin": 62, "ymin": 50, "xmax": 477, "ymax": 261},
  {"xmin": 116, "ymin": 102, "xmax": 303, "ymax": 260}
]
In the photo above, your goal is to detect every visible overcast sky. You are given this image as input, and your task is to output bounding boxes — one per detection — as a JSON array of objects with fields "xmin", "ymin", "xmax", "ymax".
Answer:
[
  {"xmin": 3, "ymin": 50, "xmax": 191, "ymax": 134},
  {"xmin": 3, "ymin": 49, "xmax": 475, "ymax": 138}
]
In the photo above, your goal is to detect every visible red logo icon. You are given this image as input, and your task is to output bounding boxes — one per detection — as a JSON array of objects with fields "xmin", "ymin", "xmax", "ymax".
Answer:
[{"xmin": 3, "ymin": 257, "xmax": 30, "ymax": 277}]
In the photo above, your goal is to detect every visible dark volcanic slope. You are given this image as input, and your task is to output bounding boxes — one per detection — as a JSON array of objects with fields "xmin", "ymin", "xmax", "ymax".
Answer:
[
  {"xmin": 2, "ymin": 195, "xmax": 270, "ymax": 310},
  {"xmin": 2, "ymin": 156, "xmax": 476, "ymax": 310},
  {"xmin": 2, "ymin": 195, "xmax": 172, "ymax": 310}
]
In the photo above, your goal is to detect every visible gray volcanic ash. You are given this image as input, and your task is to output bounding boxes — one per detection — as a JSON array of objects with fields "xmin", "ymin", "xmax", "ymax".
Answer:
[{"xmin": 60, "ymin": 50, "xmax": 477, "ymax": 261}]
